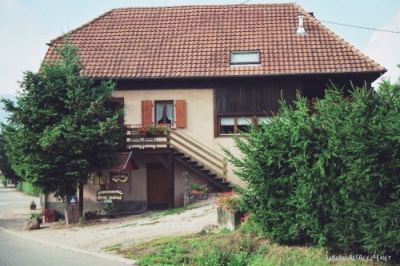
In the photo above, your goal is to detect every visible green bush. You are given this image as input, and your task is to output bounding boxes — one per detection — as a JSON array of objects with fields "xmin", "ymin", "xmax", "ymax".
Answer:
[
  {"xmin": 0, "ymin": 174, "xmax": 7, "ymax": 187},
  {"xmin": 17, "ymin": 181, "xmax": 41, "ymax": 196},
  {"xmin": 228, "ymin": 83, "xmax": 400, "ymax": 256}
]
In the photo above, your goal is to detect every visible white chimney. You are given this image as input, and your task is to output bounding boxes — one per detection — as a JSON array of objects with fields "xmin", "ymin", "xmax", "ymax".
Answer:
[{"xmin": 296, "ymin": 14, "xmax": 306, "ymax": 35}]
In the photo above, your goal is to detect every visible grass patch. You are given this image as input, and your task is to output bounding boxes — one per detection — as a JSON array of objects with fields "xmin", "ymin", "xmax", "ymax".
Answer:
[
  {"xmin": 117, "ymin": 231, "xmax": 334, "ymax": 266},
  {"xmin": 115, "ymin": 220, "xmax": 391, "ymax": 266},
  {"xmin": 105, "ymin": 243, "xmax": 122, "ymax": 252}
]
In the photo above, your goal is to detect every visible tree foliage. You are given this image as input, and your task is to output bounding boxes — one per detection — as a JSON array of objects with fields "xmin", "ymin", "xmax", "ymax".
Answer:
[
  {"xmin": 228, "ymin": 80, "xmax": 400, "ymax": 255},
  {"xmin": 1, "ymin": 41, "xmax": 123, "ymax": 200},
  {"xmin": 0, "ymin": 133, "xmax": 20, "ymax": 182}
]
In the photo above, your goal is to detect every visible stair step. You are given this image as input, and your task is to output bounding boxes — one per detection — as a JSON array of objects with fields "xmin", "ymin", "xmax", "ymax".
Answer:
[
  {"xmin": 187, "ymin": 160, "xmax": 199, "ymax": 165},
  {"xmin": 173, "ymin": 150, "xmax": 231, "ymax": 191}
]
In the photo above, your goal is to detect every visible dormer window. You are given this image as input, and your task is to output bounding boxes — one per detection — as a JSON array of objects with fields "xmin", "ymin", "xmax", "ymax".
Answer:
[{"xmin": 229, "ymin": 50, "xmax": 261, "ymax": 65}]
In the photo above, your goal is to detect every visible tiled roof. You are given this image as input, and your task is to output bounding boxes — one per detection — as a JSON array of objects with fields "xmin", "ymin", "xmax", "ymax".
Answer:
[{"xmin": 44, "ymin": 3, "xmax": 386, "ymax": 79}]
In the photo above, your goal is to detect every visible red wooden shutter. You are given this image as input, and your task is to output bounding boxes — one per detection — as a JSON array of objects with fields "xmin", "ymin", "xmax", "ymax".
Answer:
[
  {"xmin": 141, "ymin": 100, "xmax": 153, "ymax": 128},
  {"xmin": 175, "ymin": 100, "xmax": 186, "ymax": 128}
]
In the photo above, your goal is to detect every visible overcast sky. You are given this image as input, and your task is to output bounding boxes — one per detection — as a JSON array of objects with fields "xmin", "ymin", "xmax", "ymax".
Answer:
[{"xmin": 1, "ymin": 0, "xmax": 400, "ymax": 96}]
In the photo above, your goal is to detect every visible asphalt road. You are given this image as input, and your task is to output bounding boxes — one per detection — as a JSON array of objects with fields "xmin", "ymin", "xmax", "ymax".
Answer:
[
  {"xmin": 0, "ymin": 185, "xmax": 131, "ymax": 266},
  {"xmin": 0, "ymin": 229, "xmax": 133, "ymax": 266},
  {"xmin": 0, "ymin": 184, "xmax": 40, "ymax": 230}
]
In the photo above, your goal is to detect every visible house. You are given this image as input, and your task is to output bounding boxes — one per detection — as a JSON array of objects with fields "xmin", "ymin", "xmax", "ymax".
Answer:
[{"xmin": 43, "ymin": 4, "xmax": 385, "ymax": 216}]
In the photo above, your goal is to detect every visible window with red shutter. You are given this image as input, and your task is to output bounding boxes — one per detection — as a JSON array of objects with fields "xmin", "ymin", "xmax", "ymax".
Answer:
[
  {"xmin": 141, "ymin": 100, "xmax": 153, "ymax": 128},
  {"xmin": 175, "ymin": 100, "xmax": 186, "ymax": 128}
]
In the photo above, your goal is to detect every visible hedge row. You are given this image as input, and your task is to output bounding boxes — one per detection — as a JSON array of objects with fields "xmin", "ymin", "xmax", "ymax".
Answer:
[
  {"xmin": 229, "ymin": 83, "xmax": 400, "ymax": 255},
  {"xmin": 17, "ymin": 181, "xmax": 41, "ymax": 197}
]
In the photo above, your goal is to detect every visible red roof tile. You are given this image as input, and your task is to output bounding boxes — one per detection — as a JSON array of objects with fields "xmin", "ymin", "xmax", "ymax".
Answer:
[{"xmin": 44, "ymin": 3, "xmax": 385, "ymax": 79}]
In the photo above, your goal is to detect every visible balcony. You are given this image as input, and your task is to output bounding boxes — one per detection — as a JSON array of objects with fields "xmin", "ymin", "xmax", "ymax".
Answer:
[{"xmin": 124, "ymin": 124, "xmax": 171, "ymax": 150}]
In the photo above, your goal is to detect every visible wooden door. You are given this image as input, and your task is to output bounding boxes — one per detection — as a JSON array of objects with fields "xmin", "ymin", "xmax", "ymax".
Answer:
[{"xmin": 147, "ymin": 163, "xmax": 170, "ymax": 210}]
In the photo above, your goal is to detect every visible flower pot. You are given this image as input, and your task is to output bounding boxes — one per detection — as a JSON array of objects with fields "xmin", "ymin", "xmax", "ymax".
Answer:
[
  {"xmin": 191, "ymin": 189, "xmax": 204, "ymax": 195},
  {"xmin": 217, "ymin": 207, "xmax": 242, "ymax": 231},
  {"xmin": 30, "ymin": 203, "xmax": 36, "ymax": 210},
  {"xmin": 189, "ymin": 190, "xmax": 208, "ymax": 203}
]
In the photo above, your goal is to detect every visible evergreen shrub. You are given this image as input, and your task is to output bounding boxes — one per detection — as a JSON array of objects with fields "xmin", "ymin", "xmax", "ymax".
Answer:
[{"xmin": 228, "ymin": 83, "xmax": 400, "ymax": 255}]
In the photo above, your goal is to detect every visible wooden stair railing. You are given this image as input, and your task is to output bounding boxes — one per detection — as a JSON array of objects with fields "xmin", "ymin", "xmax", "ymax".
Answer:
[
  {"xmin": 169, "ymin": 130, "xmax": 228, "ymax": 181},
  {"xmin": 124, "ymin": 125, "xmax": 228, "ymax": 182}
]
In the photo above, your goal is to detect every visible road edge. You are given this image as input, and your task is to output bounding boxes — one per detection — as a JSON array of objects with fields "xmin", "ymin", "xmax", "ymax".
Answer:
[{"xmin": 0, "ymin": 226, "xmax": 137, "ymax": 265}]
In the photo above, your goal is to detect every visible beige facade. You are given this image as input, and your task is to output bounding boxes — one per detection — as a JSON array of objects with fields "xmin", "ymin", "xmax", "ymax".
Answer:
[
  {"xmin": 46, "ymin": 87, "xmax": 249, "ymax": 216},
  {"xmin": 113, "ymin": 88, "xmax": 242, "ymax": 186}
]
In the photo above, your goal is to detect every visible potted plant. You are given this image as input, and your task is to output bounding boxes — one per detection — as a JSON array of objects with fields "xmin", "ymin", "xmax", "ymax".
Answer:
[
  {"xmin": 30, "ymin": 200, "xmax": 36, "ymax": 210},
  {"xmin": 30, "ymin": 212, "xmax": 42, "ymax": 224},
  {"xmin": 138, "ymin": 126, "xmax": 147, "ymax": 135},
  {"xmin": 216, "ymin": 192, "xmax": 243, "ymax": 230},
  {"xmin": 146, "ymin": 125, "xmax": 170, "ymax": 137},
  {"xmin": 190, "ymin": 183, "xmax": 209, "ymax": 201},
  {"xmin": 190, "ymin": 183, "xmax": 204, "ymax": 194},
  {"xmin": 24, "ymin": 212, "xmax": 42, "ymax": 230}
]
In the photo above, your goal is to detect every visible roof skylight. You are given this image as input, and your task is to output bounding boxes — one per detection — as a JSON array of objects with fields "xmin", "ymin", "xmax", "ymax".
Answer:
[{"xmin": 230, "ymin": 50, "xmax": 261, "ymax": 65}]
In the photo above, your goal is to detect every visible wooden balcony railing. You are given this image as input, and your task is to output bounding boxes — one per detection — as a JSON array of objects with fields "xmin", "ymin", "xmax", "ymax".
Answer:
[
  {"xmin": 125, "ymin": 124, "xmax": 170, "ymax": 149},
  {"xmin": 124, "ymin": 124, "xmax": 228, "ymax": 180}
]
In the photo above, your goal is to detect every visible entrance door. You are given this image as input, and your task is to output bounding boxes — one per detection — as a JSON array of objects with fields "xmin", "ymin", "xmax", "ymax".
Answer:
[{"xmin": 147, "ymin": 163, "xmax": 170, "ymax": 210}]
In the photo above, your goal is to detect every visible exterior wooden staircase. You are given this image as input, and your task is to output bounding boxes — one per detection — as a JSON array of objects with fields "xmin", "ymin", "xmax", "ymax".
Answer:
[{"xmin": 124, "ymin": 125, "xmax": 231, "ymax": 192}]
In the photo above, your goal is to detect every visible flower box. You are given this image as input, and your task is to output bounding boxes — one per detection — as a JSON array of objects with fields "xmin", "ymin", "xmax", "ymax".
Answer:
[
  {"xmin": 216, "ymin": 192, "xmax": 244, "ymax": 230},
  {"xmin": 217, "ymin": 207, "xmax": 242, "ymax": 231}
]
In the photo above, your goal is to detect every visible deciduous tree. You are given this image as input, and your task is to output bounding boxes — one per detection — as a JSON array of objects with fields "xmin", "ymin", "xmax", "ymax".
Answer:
[{"xmin": 1, "ymin": 41, "xmax": 123, "ymax": 222}]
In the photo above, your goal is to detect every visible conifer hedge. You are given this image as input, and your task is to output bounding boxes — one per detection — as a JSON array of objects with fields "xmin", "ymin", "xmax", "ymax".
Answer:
[{"xmin": 229, "ymin": 82, "xmax": 400, "ymax": 255}]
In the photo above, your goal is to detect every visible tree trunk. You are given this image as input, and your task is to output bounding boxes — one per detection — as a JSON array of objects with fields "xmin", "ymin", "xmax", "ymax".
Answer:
[
  {"xmin": 79, "ymin": 180, "xmax": 84, "ymax": 218},
  {"xmin": 64, "ymin": 197, "xmax": 70, "ymax": 226}
]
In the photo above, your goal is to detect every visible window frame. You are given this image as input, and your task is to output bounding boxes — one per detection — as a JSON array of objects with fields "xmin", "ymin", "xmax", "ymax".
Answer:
[
  {"xmin": 229, "ymin": 50, "xmax": 261, "ymax": 66},
  {"xmin": 218, "ymin": 115, "xmax": 254, "ymax": 136},
  {"xmin": 219, "ymin": 117, "xmax": 236, "ymax": 135},
  {"xmin": 154, "ymin": 100, "xmax": 174, "ymax": 126},
  {"xmin": 217, "ymin": 115, "xmax": 273, "ymax": 136}
]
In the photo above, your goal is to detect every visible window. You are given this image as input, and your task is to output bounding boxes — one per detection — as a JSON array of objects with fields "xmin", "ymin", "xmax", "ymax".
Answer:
[
  {"xmin": 230, "ymin": 50, "xmax": 261, "ymax": 65},
  {"xmin": 220, "ymin": 117, "xmax": 235, "ymax": 134},
  {"xmin": 219, "ymin": 116, "xmax": 253, "ymax": 135},
  {"xmin": 218, "ymin": 116, "xmax": 272, "ymax": 135},
  {"xmin": 155, "ymin": 101, "xmax": 174, "ymax": 125},
  {"xmin": 236, "ymin": 117, "xmax": 252, "ymax": 132}
]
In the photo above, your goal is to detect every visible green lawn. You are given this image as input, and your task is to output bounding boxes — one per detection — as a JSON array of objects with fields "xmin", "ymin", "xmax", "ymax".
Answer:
[{"xmin": 111, "ymin": 228, "xmax": 384, "ymax": 266}]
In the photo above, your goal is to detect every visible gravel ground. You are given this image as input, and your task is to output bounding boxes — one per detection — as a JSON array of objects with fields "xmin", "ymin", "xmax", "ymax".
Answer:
[{"xmin": 23, "ymin": 197, "xmax": 218, "ymax": 253}]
